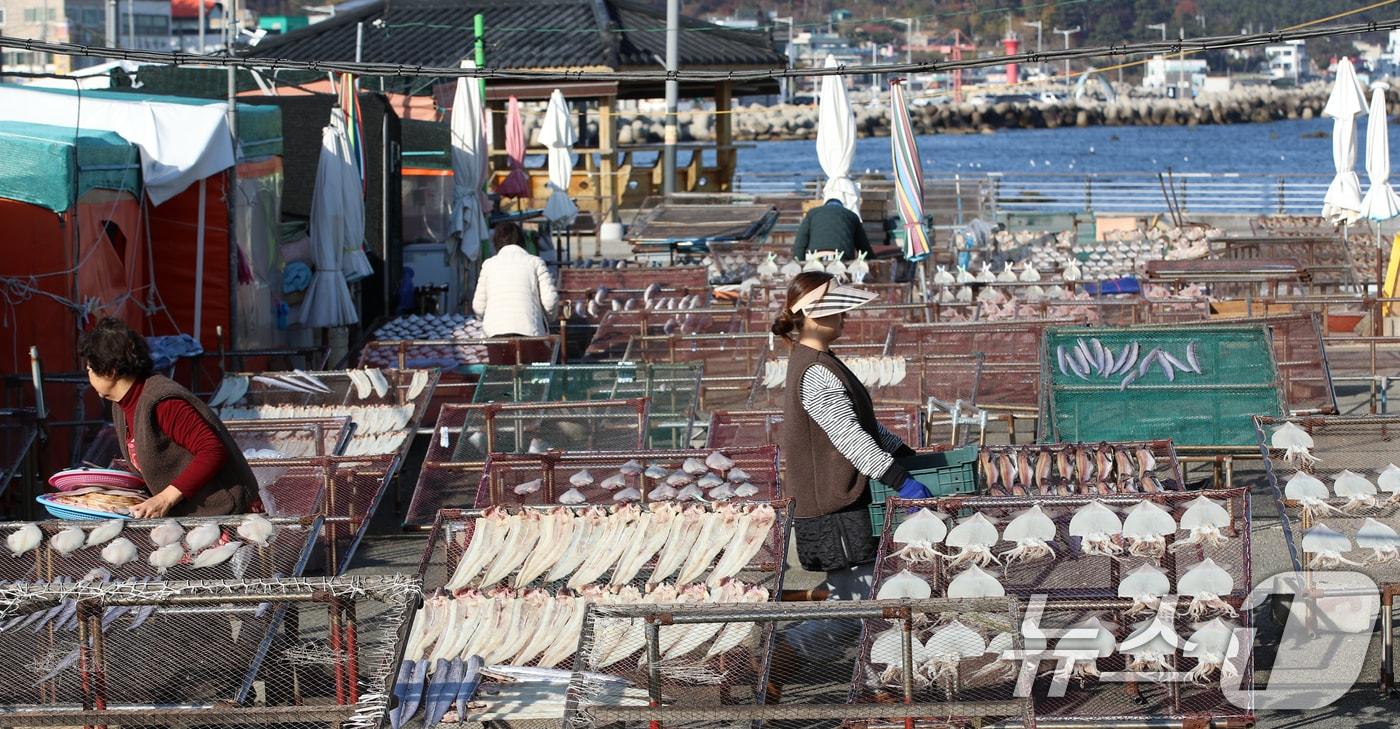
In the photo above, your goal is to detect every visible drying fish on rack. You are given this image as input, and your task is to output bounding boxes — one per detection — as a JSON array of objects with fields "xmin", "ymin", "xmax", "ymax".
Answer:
[
  {"xmin": 1184, "ymin": 618, "xmax": 1241, "ymax": 685},
  {"xmin": 889, "ymin": 509, "xmax": 947, "ymax": 563},
  {"xmin": 1053, "ymin": 617, "xmax": 1116, "ymax": 683},
  {"xmin": 938, "ymin": 513, "xmax": 1001, "ymax": 570},
  {"xmin": 1333, "ymin": 471, "xmax": 1378, "ymax": 511},
  {"xmin": 444, "ymin": 503, "xmax": 779, "ymax": 591},
  {"xmin": 1118, "ymin": 563, "xmax": 1171, "ymax": 616},
  {"xmin": 1119, "ymin": 617, "xmax": 1178, "ymax": 678},
  {"xmin": 1055, "ymin": 338, "xmax": 1202, "ymax": 389}
]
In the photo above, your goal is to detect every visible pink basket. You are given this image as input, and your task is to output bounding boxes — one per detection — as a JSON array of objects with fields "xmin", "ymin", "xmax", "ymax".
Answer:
[{"xmin": 48, "ymin": 467, "xmax": 145, "ymax": 493}]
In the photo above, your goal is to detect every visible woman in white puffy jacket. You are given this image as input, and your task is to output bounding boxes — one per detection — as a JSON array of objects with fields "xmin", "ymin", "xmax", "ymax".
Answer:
[{"xmin": 472, "ymin": 223, "xmax": 559, "ymax": 337}]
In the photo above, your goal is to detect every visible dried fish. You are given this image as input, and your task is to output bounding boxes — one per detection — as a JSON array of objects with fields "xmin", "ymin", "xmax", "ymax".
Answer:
[
  {"xmin": 1271, "ymin": 422, "xmax": 1318, "ymax": 467},
  {"xmin": 980, "ymin": 450, "xmax": 998, "ymax": 490},
  {"xmin": 1302, "ymin": 524, "xmax": 1363, "ymax": 569},
  {"xmin": 1015, "ymin": 452, "xmax": 1032, "ymax": 487},
  {"xmin": 85, "ymin": 520, "xmax": 123, "ymax": 548},
  {"xmin": 1357, "ymin": 518, "xmax": 1400, "ymax": 563},
  {"xmin": 1118, "ymin": 563, "xmax": 1170, "ymax": 616},
  {"xmin": 938, "ymin": 513, "xmax": 1001, "ymax": 570},
  {"xmin": 705, "ymin": 451, "xmax": 735, "ymax": 472},
  {"xmin": 1000, "ymin": 505, "xmax": 1055, "ymax": 566},
  {"xmin": 890, "ymin": 509, "xmax": 947, "ymax": 562},
  {"xmin": 1185, "ymin": 341, "xmax": 1202, "ymax": 374},
  {"xmin": 1177, "ymin": 559, "xmax": 1237, "ymax": 620},
  {"xmin": 150, "ymin": 520, "xmax": 183, "ymax": 548},
  {"xmin": 1055, "ymin": 617, "xmax": 1116, "ymax": 681},
  {"xmin": 49, "ymin": 527, "xmax": 85, "ymax": 556},
  {"xmin": 100, "ymin": 537, "xmax": 137, "ymax": 568},
  {"xmin": 192, "ymin": 541, "xmax": 240, "ymax": 569},
  {"xmin": 1068, "ymin": 501, "xmax": 1122, "ymax": 558},
  {"xmin": 619, "ymin": 460, "xmax": 644, "ymax": 476},
  {"xmin": 148, "ymin": 543, "xmax": 184, "ymax": 574},
  {"xmin": 1184, "ymin": 618, "xmax": 1240, "ymax": 684},
  {"xmin": 237, "ymin": 513, "xmax": 274, "ymax": 548},
  {"xmin": 514, "ymin": 479, "xmax": 544, "ymax": 495},
  {"xmin": 1122, "ymin": 502, "xmax": 1176, "ymax": 561}
]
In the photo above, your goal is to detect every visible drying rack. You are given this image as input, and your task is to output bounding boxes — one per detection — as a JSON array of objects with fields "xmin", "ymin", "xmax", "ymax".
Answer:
[
  {"xmin": 404, "ymin": 401, "xmax": 651, "ymax": 528},
  {"xmin": 472, "ymin": 445, "xmax": 781, "ymax": 507}
]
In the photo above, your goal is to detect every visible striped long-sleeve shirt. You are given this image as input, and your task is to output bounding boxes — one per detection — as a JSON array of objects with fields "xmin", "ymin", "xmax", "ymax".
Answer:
[{"xmin": 800, "ymin": 364, "xmax": 908, "ymax": 486}]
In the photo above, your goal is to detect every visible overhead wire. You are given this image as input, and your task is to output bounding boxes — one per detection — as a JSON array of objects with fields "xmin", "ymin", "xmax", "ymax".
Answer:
[{"xmin": 1, "ymin": 15, "xmax": 1398, "ymax": 83}]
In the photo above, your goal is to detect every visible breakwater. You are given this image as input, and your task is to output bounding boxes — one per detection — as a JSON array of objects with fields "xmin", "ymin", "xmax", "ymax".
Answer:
[{"xmin": 611, "ymin": 82, "xmax": 1339, "ymax": 145}]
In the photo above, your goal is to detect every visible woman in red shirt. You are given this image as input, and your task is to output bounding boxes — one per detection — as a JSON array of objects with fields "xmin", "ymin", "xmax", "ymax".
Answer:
[{"xmin": 78, "ymin": 318, "xmax": 258, "ymax": 518}]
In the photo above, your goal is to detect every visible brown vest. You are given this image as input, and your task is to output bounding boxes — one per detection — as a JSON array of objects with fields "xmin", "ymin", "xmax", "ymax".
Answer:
[
  {"xmin": 782, "ymin": 343, "xmax": 882, "ymax": 519},
  {"xmin": 114, "ymin": 375, "xmax": 256, "ymax": 517}
]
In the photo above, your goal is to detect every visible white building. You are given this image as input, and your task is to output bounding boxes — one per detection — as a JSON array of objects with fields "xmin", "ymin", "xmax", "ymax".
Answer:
[
  {"xmin": 1265, "ymin": 40, "xmax": 1308, "ymax": 82},
  {"xmin": 1378, "ymin": 29, "xmax": 1400, "ymax": 78},
  {"xmin": 0, "ymin": 0, "xmax": 169, "ymax": 73},
  {"xmin": 1142, "ymin": 55, "xmax": 1210, "ymax": 93}
]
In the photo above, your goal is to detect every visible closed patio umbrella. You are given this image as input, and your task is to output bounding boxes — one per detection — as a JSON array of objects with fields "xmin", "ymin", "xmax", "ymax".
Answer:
[
  {"xmin": 450, "ymin": 60, "xmax": 490, "ymax": 262},
  {"xmin": 538, "ymin": 88, "xmax": 578, "ymax": 226},
  {"xmin": 494, "ymin": 96, "xmax": 530, "ymax": 198},
  {"xmin": 1321, "ymin": 58, "xmax": 1368, "ymax": 226},
  {"xmin": 299, "ymin": 107, "xmax": 360, "ymax": 327},
  {"xmin": 1361, "ymin": 84, "xmax": 1400, "ymax": 222},
  {"xmin": 889, "ymin": 78, "xmax": 929, "ymax": 262},
  {"xmin": 817, "ymin": 54, "xmax": 860, "ymax": 213}
]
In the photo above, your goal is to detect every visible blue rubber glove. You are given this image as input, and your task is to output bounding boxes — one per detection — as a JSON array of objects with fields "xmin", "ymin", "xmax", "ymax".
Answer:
[{"xmin": 898, "ymin": 477, "xmax": 930, "ymax": 500}]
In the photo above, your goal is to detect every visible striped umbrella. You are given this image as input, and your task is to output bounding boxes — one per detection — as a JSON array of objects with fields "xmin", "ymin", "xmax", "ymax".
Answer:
[{"xmin": 889, "ymin": 78, "xmax": 930, "ymax": 262}]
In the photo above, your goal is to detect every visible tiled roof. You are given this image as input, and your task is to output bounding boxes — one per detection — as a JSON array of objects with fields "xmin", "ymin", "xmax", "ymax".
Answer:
[{"xmin": 246, "ymin": 0, "xmax": 785, "ymax": 71}]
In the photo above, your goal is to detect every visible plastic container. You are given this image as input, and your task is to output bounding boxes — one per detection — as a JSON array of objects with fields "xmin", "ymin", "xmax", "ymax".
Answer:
[{"xmin": 868, "ymin": 446, "xmax": 980, "ymax": 536}]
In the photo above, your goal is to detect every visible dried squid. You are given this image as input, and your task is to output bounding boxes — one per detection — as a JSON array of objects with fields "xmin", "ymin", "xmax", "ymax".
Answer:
[
  {"xmin": 1054, "ymin": 617, "xmax": 1116, "ymax": 682},
  {"xmin": 1177, "ymin": 559, "xmax": 1237, "ymax": 620},
  {"xmin": 1357, "ymin": 518, "xmax": 1400, "ymax": 563},
  {"xmin": 1121, "ymin": 501, "xmax": 1176, "ymax": 561},
  {"xmin": 1333, "ymin": 471, "xmax": 1378, "ymax": 511},
  {"xmin": 1379, "ymin": 464, "xmax": 1400, "ymax": 500},
  {"xmin": 1068, "ymin": 501, "xmax": 1123, "ymax": 558},
  {"xmin": 1172, "ymin": 495, "xmax": 1231, "ymax": 552},
  {"xmin": 1301, "ymin": 524, "xmax": 1363, "ymax": 569},
  {"xmin": 1118, "ymin": 563, "xmax": 1170, "ymax": 616},
  {"xmin": 1284, "ymin": 472, "xmax": 1338, "ymax": 520},
  {"xmin": 919, "ymin": 620, "xmax": 986, "ymax": 686},
  {"xmin": 875, "ymin": 569, "xmax": 932, "ymax": 600},
  {"xmin": 1271, "ymin": 422, "xmax": 1319, "ymax": 467},
  {"xmin": 1184, "ymin": 618, "xmax": 1241, "ymax": 684},
  {"xmin": 939, "ymin": 513, "xmax": 1001, "ymax": 570},
  {"xmin": 1120, "ymin": 618, "xmax": 1177, "ymax": 679},
  {"xmin": 890, "ymin": 508, "xmax": 947, "ymax": 563},
  {"xmin": 946, "ymin": 565, "xmax": 1005, "ymax": 598},
  {"xmin": 6, "ymin": 523, "xmax": 41, "ymax": 557},
  {"xmin": 1000, "ymin": 505, "xmax": 1056, "ymax": 567}
]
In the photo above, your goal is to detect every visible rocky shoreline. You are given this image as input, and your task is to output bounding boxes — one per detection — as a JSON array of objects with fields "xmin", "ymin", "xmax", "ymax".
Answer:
[{"xmin": 611, "ymin": 82, "xmax": 1340, "ymax": 145}]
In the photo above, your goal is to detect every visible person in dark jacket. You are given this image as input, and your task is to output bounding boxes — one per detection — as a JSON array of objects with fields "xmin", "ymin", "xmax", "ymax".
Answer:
[
  {"xmin": 79, "ymin": 317, "xmax": 259, "ymax": 518},
  {"xmin": 792, "ymin": 198, "xmax": 872, "ymax": 261},
  {"xmin": 766, "ymin": 271, "xmax": 928, "ymax": 695}
]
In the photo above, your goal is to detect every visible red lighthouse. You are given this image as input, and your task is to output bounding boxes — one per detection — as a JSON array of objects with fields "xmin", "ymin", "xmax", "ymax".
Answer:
[{"xmin": 1002, "ymin": 33, "xmax": 1021, "ymax": 85}]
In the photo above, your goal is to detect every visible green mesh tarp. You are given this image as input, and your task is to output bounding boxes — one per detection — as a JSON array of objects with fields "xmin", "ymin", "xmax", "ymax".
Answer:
[
  {"xmin": 0, "ymin": 121, "xmax": 140, "ymax": 212},
  {"xmin": 1039, "ymin": 325, "xmax": 1285, "ymax": 447},
  {"xmin": 472, "ymin": 363, "xmax": 702, "ymax": 448},
  {"xmin": 9, "ymin": 85, "xmax": 283, "ymax": 159}
]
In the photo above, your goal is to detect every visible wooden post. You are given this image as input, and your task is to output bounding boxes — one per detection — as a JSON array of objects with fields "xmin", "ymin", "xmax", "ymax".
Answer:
[{"xmin": 715, "ymin": 81, "xmax": 734, "ymax": 192}]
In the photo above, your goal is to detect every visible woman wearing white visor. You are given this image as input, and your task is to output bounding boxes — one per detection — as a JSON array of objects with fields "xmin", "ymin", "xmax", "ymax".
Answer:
[{"xmin": 768, "ymin": 271, "xmax": 929, "ymax": 696}]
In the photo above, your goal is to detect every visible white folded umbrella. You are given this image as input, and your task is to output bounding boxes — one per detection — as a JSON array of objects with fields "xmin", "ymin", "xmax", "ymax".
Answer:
[
  {"xmin": 538, "ymin": 89, "xmax": 578, "ymax": 227},
  {"xmin": 299, "ymin": 108, "xmax": 360, "ymax": 328},
  {"xmin": 1321, "ymin": 58, "xmax": 1368, "ymax": 225},
  {"xmin": 1361, "ymin": 84, "xmax": 1400, "ymax": 222},
  {"xmin": 450, "ymin": 61, "xmax": 490, "ymax": 261},
  {"xmin": 817, "ymin": 54, "xmax": 860, "ymax": 214}
]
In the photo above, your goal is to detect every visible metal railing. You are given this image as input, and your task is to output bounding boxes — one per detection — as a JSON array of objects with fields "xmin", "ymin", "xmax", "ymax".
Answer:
[{"xmin": 735, "ymin": 170, "xmax": 1336, "ymax": 215}]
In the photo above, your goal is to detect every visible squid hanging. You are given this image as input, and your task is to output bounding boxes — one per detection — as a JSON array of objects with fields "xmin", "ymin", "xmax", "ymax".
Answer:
[
  {"xmin": 1000, "ymin": 505, "xmax": 1056, "ymax": 567},
  {"xmin": 919, "ymin": 620, "xmax": 986, "ymax": 687},
  {"xmin": 946, "ymin": 565, "xmax": 1006, "ymax": 598},
  {"xmin": 1284, "ymin": 472, "xmax": 1340, "ymax": 521},
  {"xmin": 1118, "ymin": 563, "xmax": 1171, "ymax": 617},
  {"xmin": 869, "ymin": 627, "xmax": 932, "ymax": 688},
  {"xmin": 1184, "ymin": 618, "xmax": 1242, "ymax": 685},
  {"xmin": 1333, "ymin": 470, "xmax": 1378, "ymax": 512},
  {"xmin": 875, "ymin": 569, "xmax": 933, "ymax": 600},
  {"xmin": 890, "ymin": 508, "xmax": 948, "ymax": 563},
  {"xmin": 1068, "ymin": 501, "xmax": 1123, "ymax": 558},
  {"xmin": 1121, "ymin": 501, "xmax": 1177, "ymax": 561},
  {"xmin": 1119, "ymin": 617, "xmax": 1179, "ymax": 679},
  {"xmin": 1177, "ymin": 559, "xmax": 1237, "ymax": 620},
  {"xmin": 1271, "ymin": 421, "xmax": 1319, "ymax": 467},
  {"xmin": 1053, "ymin": 617, "xmax": 1116, "ymax": 683},
  {"xmin": 1379, "ymin": 464, "xmax": 1400, "ymax": 502},
  {"xmin": 938, "ymin": 513, "xmax": 1002, "ymax": 570},
  {"xmin": 1172, "ymin": 495, "xmax": 1231, "ymax": 552},
  {"xmin": 1357, "ymin": 518, "xmax": 1400, "ymax": 563},
  {"xmin": 1301, "ymin": 524, "xmax": 1365, "ymax": 569}
]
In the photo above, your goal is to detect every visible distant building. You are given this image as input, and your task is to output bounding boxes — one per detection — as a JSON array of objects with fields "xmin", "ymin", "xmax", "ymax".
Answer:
[
  {"xmin": 170, "ymin": 0, "xmax": 224, "ymax": 51},
  {"xmin": 1142, "ymin": 55, "xmax": 1210, "ymax": 94},
  {"xmin": 258, "ymin": 15, "xmax": 309, "ymax": 35},
  {"xmin": 1264, "ymin": 40, "xmax": 1308, "ymax": 82},
  {"xmin": 1379, "ymin": 29, "xmax": 1400, "ymax": 78},
  {"xmin": 0, "ymin": 0, "xmax": 169, "ymax": 72},
  {"xmin": 710, "ymin": 16, "xmax": 760, "ymax": 30}
]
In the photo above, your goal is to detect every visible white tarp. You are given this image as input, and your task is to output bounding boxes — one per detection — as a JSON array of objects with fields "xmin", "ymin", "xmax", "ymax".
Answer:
[
  {"xmin": 299, "ymin": 108, "xmax": 360, "ymax": 328},
  {"xmin": 537, "ymin": 89, "xmax": 578, "ymax": 226},
  {"xmin": 1361, "ymin": 84, "xmax": 1400, "ymax": 223},
  {"xmin": 817, "ymin": 54, "xmax": 861, "ymax": 214},
  {"xmin": 1321, "ymin": 58, "xmax": 1368, "ymax": 225},
  {"xmin": 449, "ymin": 61, "xmax": 489, "ymax": 261},
  {"xmin": 0, "ymin": 85, "xmax": 234, "ymax": 205}
]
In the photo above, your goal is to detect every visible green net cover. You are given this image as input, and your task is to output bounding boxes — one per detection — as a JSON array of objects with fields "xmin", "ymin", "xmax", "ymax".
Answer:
[
  {"xmin": 471, "ymin": 363, "xmax": 703, "ymax": 447},
  {"xmin": 0, "ymin": 121, "xmax": 140, "ymax": 212},
  {"xmin": 1039, "ymin": 325, "xmax": 1284, "ymax": 447}
]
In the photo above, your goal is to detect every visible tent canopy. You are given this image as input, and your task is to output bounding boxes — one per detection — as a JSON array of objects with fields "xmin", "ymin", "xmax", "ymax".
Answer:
[{"xmin": 0, "ymin": 121, "xmax": 141, "ymax": 213}]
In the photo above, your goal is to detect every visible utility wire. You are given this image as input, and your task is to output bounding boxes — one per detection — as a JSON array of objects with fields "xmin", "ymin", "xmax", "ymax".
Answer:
[{"xmin": 1, "ymin": 16, "xmax": 1397, "ymax": 83}]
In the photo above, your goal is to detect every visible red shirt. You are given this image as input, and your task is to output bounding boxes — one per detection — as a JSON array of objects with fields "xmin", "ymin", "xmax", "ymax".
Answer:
[{"xmin": 117, "ymin": 380, "xmax": 227, "ymax": 498}]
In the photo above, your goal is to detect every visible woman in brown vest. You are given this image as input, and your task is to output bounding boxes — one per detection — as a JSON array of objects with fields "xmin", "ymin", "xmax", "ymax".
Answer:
[
  {"xmin": 79, "ymin": 317, "xmax": 259, "ymax": 518},
  {"xmin": 769, "ymin": 272, "xmax": 929, "ymax": 680}
]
